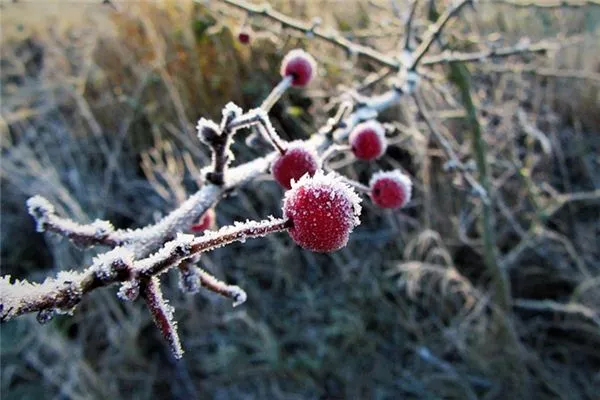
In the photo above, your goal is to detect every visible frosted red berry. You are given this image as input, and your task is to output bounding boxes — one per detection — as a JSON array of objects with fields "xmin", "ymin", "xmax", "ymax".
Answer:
[
  {"xmin": 191, "ymin": 208, "xmax": 216, "ymax": 232},
  {"xmin": 238, "ymin": 31, "xmax": 251, "ymax": 45},
  {"xmin": 349, "ymin": 120, "xmax": 387, "ymax": 161},
  {"xmin": 283, "ymin": 171, "xmax": 362, "ymax": 253},
  {"xmin": 280, "ymin": 49, "xmax": 317, "ymax": 87},
  {"xmin": 369, "ymin": 170, "xmax": 412, "ymax": 209},
  {"xmin": 271, "ymin": 142, "xmax": 319, "ymax": 189}
]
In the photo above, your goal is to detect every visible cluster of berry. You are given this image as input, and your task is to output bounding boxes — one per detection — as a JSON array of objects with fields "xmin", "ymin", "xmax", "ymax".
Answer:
[{"xmin": 194, "ymin": 49, "xmax": 411, "ymax": 253}]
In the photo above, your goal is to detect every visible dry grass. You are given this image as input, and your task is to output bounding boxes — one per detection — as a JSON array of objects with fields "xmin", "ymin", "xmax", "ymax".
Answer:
[{"xmin": 1, "ymin": 0, "xmax": 599, "ymax": 398}]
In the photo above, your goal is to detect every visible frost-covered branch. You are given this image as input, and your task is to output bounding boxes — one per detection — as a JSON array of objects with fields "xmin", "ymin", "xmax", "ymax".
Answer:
[
  {"xmin": 410, "ymin": 0, "xmax": 473, "ymax": 69},
  {"xmin": 27, "ymin": 196, "xmax": 125, "ymax": 248},
  {"xmin": 217, "ymin": 0, "xmax": 403, "ymax": 70},
  {"xmin": 420, "ymin": 36, "xmax": 582, "ymax": 66},
  {"xmin": 0, "ymin": 217, "xmax": 291, "ymax": 324},
  {"xmin": 142, "ymin": 277, "xmax": 183, "ymax": 359}
]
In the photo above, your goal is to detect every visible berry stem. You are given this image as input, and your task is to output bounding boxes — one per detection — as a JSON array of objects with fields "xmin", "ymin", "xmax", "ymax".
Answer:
[
  {"xmin": 261, "ymin": 75, "xmax": 293, "ymax": 112},
  {"xmin": 319, "ymin": 144, "xmax": 351, "ymax": 169},
  {"xmin": 256, "ymin": 122, "xmax": 287, "ymax": 155},
  {"xmin": 190, "ymin": 218, "xmax": 293, "ymax": 254},
  {"xmin": 410, "ymin": 0, "xmax": 473, "ymax": 70},
  {"xmin": 339, "ymin": 176, "xmax": 370, "ymax": 194},
  {"xmin": 227, "ymin": 108, "xmax": 288, "ymax": 154},
  {"xmin": 403, "ymin": 0, "xmax": 419, "ymax": 51},
  {"xmin": 137, "ymin": 218, "xmax": 293, "ymax": 278}
]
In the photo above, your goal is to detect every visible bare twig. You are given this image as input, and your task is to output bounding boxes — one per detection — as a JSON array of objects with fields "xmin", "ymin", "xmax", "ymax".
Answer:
[
  {"xmin": 260, "ymin": 76, "xmax": 293, "ymax": 112},
  {"xmin": 493, "ymin": 0, "xmax": 600, "ymax": 8},
  {"xmin": 413, "ymin": 92, "xmax": 489, "ymax": 202},
  {"xmin": 513, "ymin": 298, "xmax": 600, "ymax": 328},
  {"xmin": 195, "ymin": 267, "xmax": 247, "ymax": 307},
  {"xmin": 217, "ymin": 0, "xmax": 404, "ymax": 70},
  {"xmin": 404, "ymin": 0, "xmax": 420, "ymax": 51},
  {"xmin": 421, "ymin": 36, "xmax": 583, "ymax": 66},
  {"xmin": 448, "ymin": 62, "xmax": 511, "ymax": 312},
  {"xmin": 479, "ymin": 63, "xmax": 600, "ymax": 83},
  {"xmin": 410, "ymin": 0, "xmax": 473, "ymax": 69}
]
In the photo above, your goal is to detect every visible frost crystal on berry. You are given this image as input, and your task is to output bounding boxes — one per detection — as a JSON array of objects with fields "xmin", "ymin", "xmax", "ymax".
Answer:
[
  {"xmin": 349, "ymin": 120, "xmax": 387, "ymax": 161},
  {"xmin": 271, "ymin": 142, "xmax": 318, "ymax": 189},
  {"xmin": 369, "ymin": 170, "xmax": 412, "ymax": 209},
  {"xmin": 283, "ymin": 171, "xmax": 362, "ymax": 252},
  {"xmin": 280, "ymin": 49, "xmax": 317, "ymax": 87}
]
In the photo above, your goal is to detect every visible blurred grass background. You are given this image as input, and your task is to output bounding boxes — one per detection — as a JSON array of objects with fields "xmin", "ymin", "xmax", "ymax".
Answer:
[{"xmin": 1, "ymin": 0, "xmax": 599, "ymax": 398}]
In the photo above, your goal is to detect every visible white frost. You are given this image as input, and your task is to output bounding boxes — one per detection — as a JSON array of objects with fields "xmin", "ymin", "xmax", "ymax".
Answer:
[{"xmin": 285, "ymin": 170, "xmax": 362, "ymax": 228}]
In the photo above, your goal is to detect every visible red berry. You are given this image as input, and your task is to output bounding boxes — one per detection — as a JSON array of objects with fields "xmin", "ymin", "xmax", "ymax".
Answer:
[
  {"xmin": 349, "ymin": 120, "xmax": 387, "ymax": 161},
  {"xmin": 271, "ymin": 142, "xmax": 318, "ymax": 189},
  {"xmin": 283, "ymin": 171, "xmax": 362, "ymax": 253},
  {"xmin": 238, "ymin": 31, "xmax": 251, "ymax": 44},
  {"xmin": 191, "ymin": 209, "xmax": 216, "ymax": 232},
  {"xmin": 280, "ymin": 49, "xmax": 316, "ymax": 87},
  {"xmin": 369, "ymin": 170, "xmax": 412, "ymax": 209}
]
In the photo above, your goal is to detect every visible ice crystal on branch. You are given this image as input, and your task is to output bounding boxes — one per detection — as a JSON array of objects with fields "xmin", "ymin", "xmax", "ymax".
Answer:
[
  {"xmin": 26, "ymin": 195, "xmax": 55, "ymax": 231},
  {"xmin": 177, "ymin": 261, "xmax": 202, "ymax": 294},
  {"xmin": 118, "ymin": 280, "xmax": 140, "ymax": 301},
  {"xmin": 26, "ymin": 195, "xmax": 119, "ymax": 247},
  {"xmin": 92, "ymin": 247, "xmax": 134, "ymax": 281},
  {"xmin": 196, "ymin": 118, "xmax": 221, "ymax": 145}
]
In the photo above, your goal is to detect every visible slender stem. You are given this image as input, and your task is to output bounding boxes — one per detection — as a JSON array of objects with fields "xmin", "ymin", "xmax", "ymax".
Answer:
[
  {"xmin": 226, "ymin": 109, "xmax": 288, "ymax": 154},
  {"xmin": 411, "ymin": 0, "xmax": 472, "ymax": 69},
  {"xmin": 449, "ymin": 64, "xmax": 511, "ymax": 312},
  {"xmin": 195, "ymin": 268, "xmax": 247, "ymax": 307},
  {"xmin": 404, "ymin": 0, "xmax": 419, "ymax": 51},
  {"xmin": 261, "ymin": 76, "xmax": 293, "ymax": 112},
  {"xmin": 204, "ymin": 105, "xmax": 242, "ymax": 186},
  {"xmin": 340, "ymin": 176, "xmax": 370, "ymax": 194},
  {"xmin": 413, "ymin": 93, "xmax": 489, "ymax": 203},
  {"xmin": 256, "ymin": 120, "xmax": 287, "ymax": 154},
  {"xmin": 319, "ymin": 144, "xmax": 351, "ymax": 169},
  {"xmin": 421, "ymin": 37, "xmax": 582, "ymax": 66}
]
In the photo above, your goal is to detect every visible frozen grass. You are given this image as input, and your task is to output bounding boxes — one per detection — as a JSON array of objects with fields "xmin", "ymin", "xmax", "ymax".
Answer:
[{"xmin": 1, "ymin": 0, "xmax": 599, "ymax": 398}]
